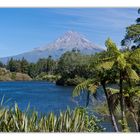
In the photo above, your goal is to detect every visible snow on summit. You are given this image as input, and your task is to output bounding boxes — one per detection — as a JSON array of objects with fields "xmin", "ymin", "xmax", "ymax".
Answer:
[{"xmin": 0, "ymin": 31, "xmax": 103, "ymax": 63}]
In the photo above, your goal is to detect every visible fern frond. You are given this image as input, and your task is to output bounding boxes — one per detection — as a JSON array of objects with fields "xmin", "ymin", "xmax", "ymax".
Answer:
[
  {"xmin": 129, "ymin": 48, "xmax": 140, "ymax": 64},
  {"xmin": 127, "ymin": 87, "xmax": 140, "ymax": 96},
  {"xmin": 97, "ymin": 61, "xmax": 114, "ymax": 70},
  {"xmin": 108, "ymin": 92, "xmax": 120, "ymax": 113},
  {"xmin": 107, "ymin": 87, "xmax": 119, "ymax": 94},
  {"xmin": 117, "ymin": 53, "xmax": 126, "ymax": 70},
  {"xmin": 126, "ymin": 66, "xmax": 139, "ymax": 81},
  {"xmin": 72, "ymin": 79, "xmax": 93, "ymax": 97},
  {"xmin": 88, "ymin": 84, "xmax": 98, "ymax": 94}
]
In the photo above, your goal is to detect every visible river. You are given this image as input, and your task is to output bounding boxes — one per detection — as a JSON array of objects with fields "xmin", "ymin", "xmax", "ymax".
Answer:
[
  {"xmin": 0, "ymin": 81, "xmax": 114, "ymax": 131},
  {"xmin": 0, "ymin": 81, "xmax": 88, "ymax": 114}
]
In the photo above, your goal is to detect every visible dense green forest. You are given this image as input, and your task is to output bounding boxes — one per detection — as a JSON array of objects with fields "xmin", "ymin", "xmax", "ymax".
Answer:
[
  {"xmin": 0, "ymin": 51, "xmax": 99, "ymax": 85},
  {"xmin": 0, "ymin": 9, "xmax": 139, "ymax": 132}
]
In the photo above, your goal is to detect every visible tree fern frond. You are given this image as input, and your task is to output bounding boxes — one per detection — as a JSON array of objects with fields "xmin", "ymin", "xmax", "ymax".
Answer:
[
  {"xmin": 105, "ymin": 38, "xmax": 119, "ymax": 52},
  {"xmin": 106, "ymin": 87, "xmax": 120, "ymax": 113},
  {"xmin": 108, "ymin": 93, "xmax": 120, "ymax": 113},
  {"xmin": 129, "ymin": 48, "xmax": 140, "ymax": 64},
  {"xmin": 88, "ymin": 84, "xmax": 98, "ymax": 94},
  {"xmin": 107, "ymin": 87, "xmax": 119, "ymax": 94},
  {"xmin": 100, "ymin": 56, "xmax": 116, "ymax": 62},
  {"xmin": 105, "ymin": 38, "xmax": 120, "ymax": 58},
  {"xmin": 117, "ymin": 53, "xmax": 126, "ymax": 70},
  {"xmin": 125, "ymin": 96, "xmax": 135, "ymax": 111},
  {"xmin": 88, "ymin": 84, "xmax": 99, "ymax": 100},
  {"xmin": 97, "ymin": 61, "xmax": 114, "ymax": 70},
  {"xmin": 127, "ymin": 87, "xmax": 140, "ymax": 96},
  {"xmin": 126, "ymin": 67, "xmax": 139, "ymax": 81},
  {"xmin": 72, "ymin": 79, "xmax": 93, "ymax": 97}
]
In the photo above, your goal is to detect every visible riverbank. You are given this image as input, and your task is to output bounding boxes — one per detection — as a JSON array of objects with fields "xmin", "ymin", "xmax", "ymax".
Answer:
[
  {"xmin": 56, "ymin": 76, "xmax": 86, "ymax": 86},
  {"xmin": 34, "ymin": 72, "xmax": 85, "ymax": 86},
  {"xmin": 0, "ymin": 68, "xmax": 32, "ymax": 81},
  {"xmin": 0, "ymin": 67, "xmax": 85, "ymax": 86}
]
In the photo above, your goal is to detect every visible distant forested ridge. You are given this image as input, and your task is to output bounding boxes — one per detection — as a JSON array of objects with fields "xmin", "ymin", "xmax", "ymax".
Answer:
[{"xmin": 0, "ymin": 51, "xmax": 100, "ymax": 85}]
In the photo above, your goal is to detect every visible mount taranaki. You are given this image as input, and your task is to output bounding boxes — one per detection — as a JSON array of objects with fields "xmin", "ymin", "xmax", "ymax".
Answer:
[{"xmin": 0, "ymin": 31, "xmax": 103, "ymax": 63}]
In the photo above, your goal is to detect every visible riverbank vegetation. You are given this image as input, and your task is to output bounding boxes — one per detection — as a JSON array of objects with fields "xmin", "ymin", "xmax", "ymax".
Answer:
[
  {"xmin": 0, "ymin": 103, "xmax": 103, "ymax": 132},
  {"xmin": 0, "ymin": 51, "xmax": 96, "ymax": 85},
  {"xmin": 0, "ymin": 68, "xmax": 32, "ymax": 81}
]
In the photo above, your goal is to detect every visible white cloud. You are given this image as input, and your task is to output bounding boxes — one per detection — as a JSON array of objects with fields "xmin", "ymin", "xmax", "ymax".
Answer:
[{"xmin": 50, "ymin": 8, "xmax": 138, "ymax": 30}]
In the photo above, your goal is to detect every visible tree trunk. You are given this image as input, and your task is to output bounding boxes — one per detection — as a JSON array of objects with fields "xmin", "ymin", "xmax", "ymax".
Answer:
[
  {"xmin": 127, "ymin": 78, "xmax": 138, "ymax": 131},
  {"xmin": 137, "ymin": 105, "xmax": 140, "ymax": 131},
  {"xmin": 119, "ymin": 70, "xmax": 128, "ymax": 131},
  {"xmin": 102, "ymin": 82, "xmax": 119, "ymax": 132},
  {"xmin": 130, "ymin": 111, "xmax": 139, "ymax": 132}
]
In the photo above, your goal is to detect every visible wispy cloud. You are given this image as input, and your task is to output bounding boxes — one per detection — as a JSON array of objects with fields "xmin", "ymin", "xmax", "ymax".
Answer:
[
  {"xmin": 49, "ymin": 8, "xmax": 138, "ymax": 30},
  {"xmin": 45, "ymin": 8, "xmax": 138, "ymax": 47}
]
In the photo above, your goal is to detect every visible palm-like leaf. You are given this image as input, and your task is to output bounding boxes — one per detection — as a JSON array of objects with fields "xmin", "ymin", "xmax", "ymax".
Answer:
[
  {"xmin": 125, "ymin": 96, "xmax": 135, "ymax": 111},
  {"xmin": 129, "ymin": 48, "xmax": 140, "ymax": 68},
  {"xmin": 72, "ymin": 79, "xmax": 95, "ymax": 97},
  {"xmin": 107, "ymin": 87, "xmax": 119, "ymax": 94},
  {"xmin": 108, "ymin": 93, "xmax": 120, "ymax": 113},
  {"xmin": 107, "ymin": 87, "xmax": 120, "ymax": 113},
  {"xmin": 101, "ymin": 56, "xmax": 115, "ymax": 62},
  {"xmin": 126, "ymin": 66, "xmax": 139, "ymax": 81},
  {"xmin": 117, "ymin": 53, "xmax": 127, "ymax": 70},
  {"xmin": 88, "ymin": 84, "xmax": 98, "ymax": 94},
  {"xmin": 97, "ymin": 61, "xmax": 114, "ymax": 70},
  {"xmin": 127, "ymin": 86, "xmax": 140, "ymax": 96},
  {"xmin": 105, "ymin": 38, "xmax": 119, "ymax": 53}
]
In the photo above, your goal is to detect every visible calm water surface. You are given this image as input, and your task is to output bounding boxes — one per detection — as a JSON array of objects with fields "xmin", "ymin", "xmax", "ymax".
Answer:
[
  {"xmin": 0, "ymin": 81, "xmax": 87, "ymax": 114},
  {"xmin": 0, "ymin": 81, "xmax": 113, "ymax": 131}
]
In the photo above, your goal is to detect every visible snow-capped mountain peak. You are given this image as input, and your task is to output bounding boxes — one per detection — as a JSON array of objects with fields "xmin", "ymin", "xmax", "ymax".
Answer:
[
  {"xmin": 0, "ymin": 31, "xmax": 103, "ymax": 63},
  {"xmin": 35, "ymin": 31, "xmax": 101, "ymax": 51}
]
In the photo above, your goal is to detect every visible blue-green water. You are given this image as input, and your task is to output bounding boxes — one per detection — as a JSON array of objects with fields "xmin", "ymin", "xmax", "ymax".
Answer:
[
  {"xmin": 0, "ymin": 81, "xmax": 113, "ymax": 131},
  {"xmin": 0, "ymin": 81, "xmax": 87, "ymax": 114}
]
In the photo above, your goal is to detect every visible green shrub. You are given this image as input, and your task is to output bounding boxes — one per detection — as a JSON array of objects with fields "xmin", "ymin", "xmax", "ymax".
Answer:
[
  {"xmin": 35, "ymin": 72, "xmax": 59, "ymax": 82},
  {"xmin": 66, "ymin": 76, "xmax": 86, "ymax": 86},
  {"xmin": 56, "ymin": 76, "xmax": 86, "ymax": 86},
  {"xmin": 11, "ymin": 72, "xmax": 16, "ymax": 80}
]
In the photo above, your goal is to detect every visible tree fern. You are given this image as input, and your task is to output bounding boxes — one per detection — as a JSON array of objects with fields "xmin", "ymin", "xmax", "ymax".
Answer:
[
  {"xmin": 72, "ymin": 79, "xmax": 94, "ymax": 97},
  {"xmin": 97, "ymin": 61, "xmax": 114, "ymax": 70},
  {"xmin": 126, "ymin": 66, "xmax": 139, "ymax": 81}
]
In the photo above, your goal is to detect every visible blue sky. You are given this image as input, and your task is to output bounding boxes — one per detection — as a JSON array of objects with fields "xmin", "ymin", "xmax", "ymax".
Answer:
[{"xmin": 0, "ymin": 8, "xmax": 138, "ymax": 57}]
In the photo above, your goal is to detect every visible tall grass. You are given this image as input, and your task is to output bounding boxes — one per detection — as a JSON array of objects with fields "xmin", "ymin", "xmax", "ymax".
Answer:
[{"xmin": 0, "ymin": 103, "xmax": 103, "ymax": 132}]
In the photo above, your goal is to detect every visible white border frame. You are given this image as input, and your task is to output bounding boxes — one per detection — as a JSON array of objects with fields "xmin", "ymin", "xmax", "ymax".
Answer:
[
  {"xmin": 0, "ymin": 0, "xmax": 139, "ymax": 7},
  {"xmin": 0, "ymin": 0, "xmax": 140, "ymax": 140}
]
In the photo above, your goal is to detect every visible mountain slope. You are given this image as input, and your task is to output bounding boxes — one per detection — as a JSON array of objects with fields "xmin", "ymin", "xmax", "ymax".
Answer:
[{"xmin": 0, "ymin": 31, "xmax": 103, "ymax": 63}]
